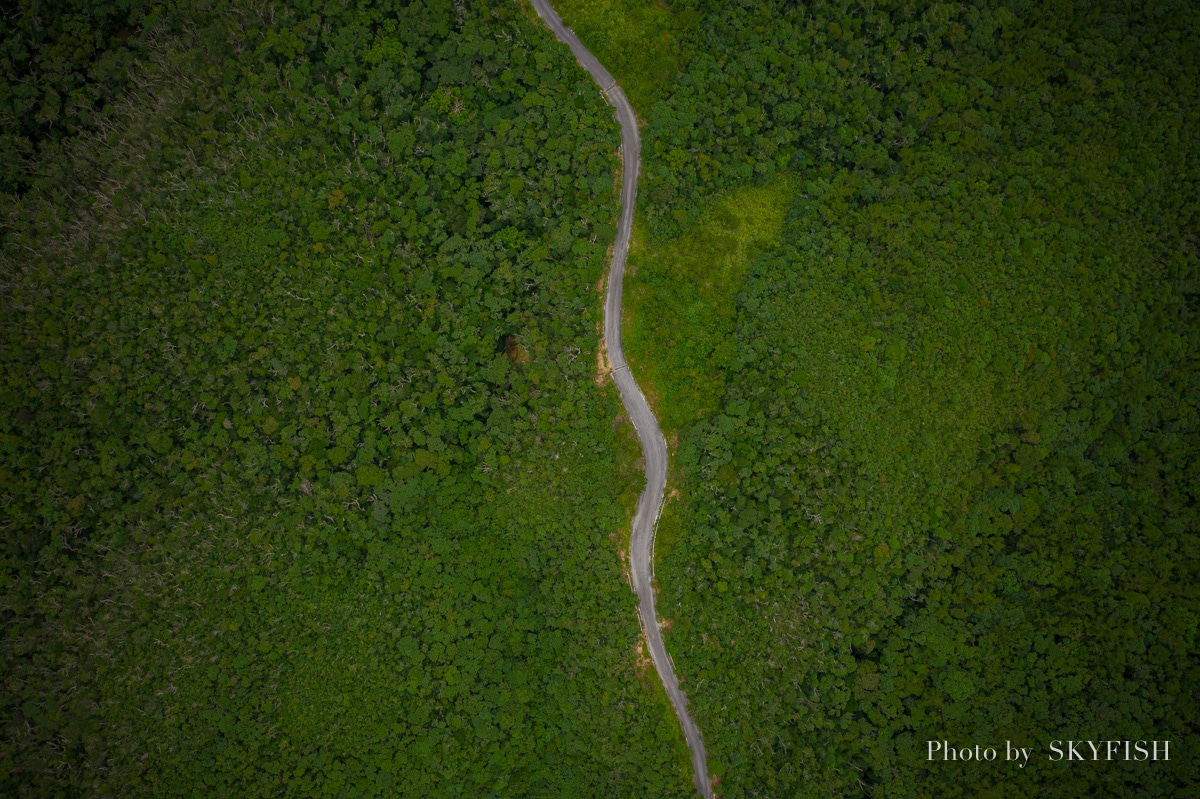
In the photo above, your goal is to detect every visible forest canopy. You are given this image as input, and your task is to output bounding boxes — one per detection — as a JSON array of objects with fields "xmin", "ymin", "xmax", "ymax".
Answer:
[
  {"xmin": 592, "ymin": 0, "xmax": 1199, "ymax": 796},
  {"xmin": 3, "ymin": 0, "xmax": 1197, "ymax": 796},
  {"xmin": 1, "ymin": 0, "xmax": 694, "ymax": 795}
]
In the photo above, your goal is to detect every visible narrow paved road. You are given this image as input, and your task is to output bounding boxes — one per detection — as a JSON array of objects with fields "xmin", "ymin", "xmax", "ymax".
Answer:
[{"xmin": 529, "ymin": 2, "xmax": 711, "ymax": 797}]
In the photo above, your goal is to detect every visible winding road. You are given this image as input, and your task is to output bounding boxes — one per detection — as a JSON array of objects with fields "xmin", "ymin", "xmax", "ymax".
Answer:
[{"xmin": 529, "ymin": 2, "xmax": 711, "ymax": 796}]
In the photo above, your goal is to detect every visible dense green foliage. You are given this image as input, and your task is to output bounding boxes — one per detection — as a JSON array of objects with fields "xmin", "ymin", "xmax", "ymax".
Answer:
[
  {"xmin": 1, "ymin": 0, "xmax": 695, "ymax": 795},
  {"xmin": 0, "ymin": 0, "xmax": 162, "ymax": 195},
  {"xmin": 607, "ymin": 0, "xmax": 1199, "ymax": 796},
  {"xmin": 6, "ymin": 0, "xmax": 1197, "ymax": 795}
]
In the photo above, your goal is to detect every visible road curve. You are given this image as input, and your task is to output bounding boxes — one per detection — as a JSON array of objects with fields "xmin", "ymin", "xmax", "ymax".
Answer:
[{"xmin": 528, "ymin": 2, "xmax": 711, "ymax": 796}]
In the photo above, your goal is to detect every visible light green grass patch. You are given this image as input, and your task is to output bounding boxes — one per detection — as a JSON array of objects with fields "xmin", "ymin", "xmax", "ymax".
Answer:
[
  {"xmin": 624, "ymin": 182, "xmax": 793, "ymax": 436},
  {"xmin": 551, "ymin": 0, "xmax": 682, "ymax": 114}
]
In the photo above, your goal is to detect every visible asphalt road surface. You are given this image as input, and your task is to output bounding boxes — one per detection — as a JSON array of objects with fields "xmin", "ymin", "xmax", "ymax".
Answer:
[{"xmin": 529, "ymin": 2, "xmax": 712, "ymax": 796}]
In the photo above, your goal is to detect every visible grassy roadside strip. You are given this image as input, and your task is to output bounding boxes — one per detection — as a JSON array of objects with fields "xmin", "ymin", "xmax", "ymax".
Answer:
[
  {"xmin": 622, "ymin": 182, "xmax": 793, "ymax": 567},
  {"xmin": 548, "ymin": 0, "xmax": 682, "ymax": 114}
]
